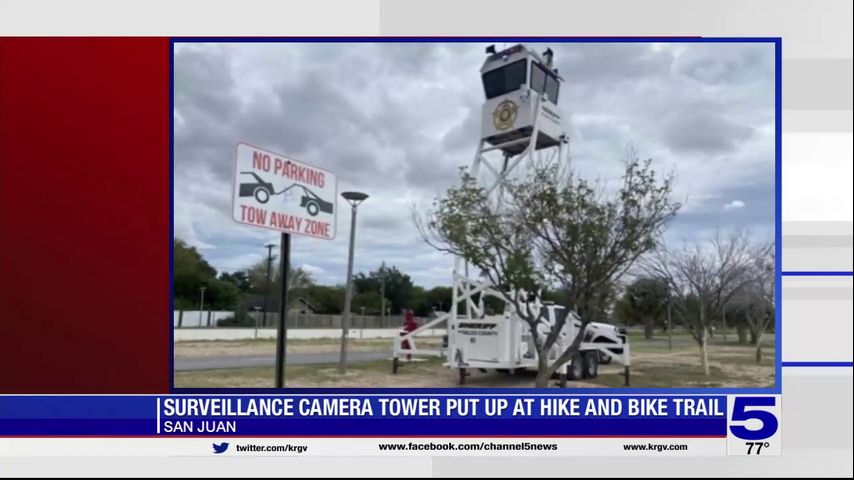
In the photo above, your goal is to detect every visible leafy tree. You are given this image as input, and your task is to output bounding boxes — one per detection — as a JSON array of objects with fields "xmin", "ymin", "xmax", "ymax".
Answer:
[
  {"xmin": 305, "ymin": 285, "xmax": 345, "ymax": 314},
  {"xmin": 425, "ymin": 286, "xmax": 453, "ymax": 313},
  {"xmin": 173, "ymin": 238, "xmax": 239, "ymax": 310},
  {"xmin": 174, "ymin": 297, "xmax": 195, "ymax": 311},
  {"xmin": 351, "ymin": 291, "xmax": 388, "ymax": 315},
  {"xmin": 245, "ymin": 260, "xmax": 314, "ymax": 308},
  {"xmin": 219, "ymin": 271, "xmax": 251, "ymax": 292},
  {"xmin": 615, "ymin": 277, "xmax": 670, "ymax": 339},
  {"xmin": 421, "ymin": 154, "xmax": 680, "ymax": 387},
  {"xmin": 420, "ymin": 285, "xmax": 500, "ymax": 316},
  {"xmin": 406, "ymin": 286, "xmax": 429, "ymax": 316},
  {"xmin": 173, "ymin": 238, "xmax": 246, "ymax": 311},
  {"xmin": 217, "ymin": 299, "xmax": 256, "ymax": 327},
  {"xmin": 205, "ymin": 278, "xmax": 241, "ymax": 310},
  {"xmin": 173, "ymin": 239, "xmax": 217, "ymax": 307},
  {"xmin": 353, "ymin": 264, "xmax": 414, "ymax": 314}
]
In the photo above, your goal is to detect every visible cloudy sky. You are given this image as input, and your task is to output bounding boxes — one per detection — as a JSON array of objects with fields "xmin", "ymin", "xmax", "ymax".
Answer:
[{"xmin": 173, "ymin": 41, "xmax": 775, "ymax": 288}]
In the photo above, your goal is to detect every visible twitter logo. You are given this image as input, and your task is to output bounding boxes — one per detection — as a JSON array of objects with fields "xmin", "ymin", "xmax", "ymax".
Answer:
[{"xmin": 212, "ymin": 442, "xmax": 229, "ymax": 454}]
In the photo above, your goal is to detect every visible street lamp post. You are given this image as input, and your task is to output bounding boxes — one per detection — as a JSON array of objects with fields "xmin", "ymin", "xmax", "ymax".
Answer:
[
  {"xmin": 339, "ymin": 191, "xmax": 369, "ymax": 374},
  {"xmin": 666, "ymin": 296, "xmax": 673, "ymax": 351},
  {"xmin": 380, "ymin": 261, "xmax": 386, "ymax": 328},
  {"xmin": 199, "ymin": 286, "xmax": 207, "ymax": 327}
]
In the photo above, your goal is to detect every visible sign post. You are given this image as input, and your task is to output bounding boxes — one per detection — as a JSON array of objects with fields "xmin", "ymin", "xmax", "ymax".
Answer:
[
  {"xmin": 232, "ymin": 142, "xmax": 337, "ymax": 388},
  {"xmin": 276, "ymin": 233, "xmax": 290, "ymax": 388}
]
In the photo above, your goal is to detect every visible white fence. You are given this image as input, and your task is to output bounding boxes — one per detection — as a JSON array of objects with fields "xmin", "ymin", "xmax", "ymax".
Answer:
[
  {"xmin": 173, "ymin": 311, "xmax": 424, "ymax": 329},
  {"xmin": 173, "ymin": 310, "xmax": 233, "ymax": 328},
  {"xmin": 174, "ymin": 327, "xmax": 447, "ymax": 342}
]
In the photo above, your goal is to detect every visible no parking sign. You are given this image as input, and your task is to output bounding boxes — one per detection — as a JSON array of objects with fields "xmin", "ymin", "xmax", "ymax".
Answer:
[{"xmin": 231, "ymin": 142, "xmax": 337, "ymax": 240}]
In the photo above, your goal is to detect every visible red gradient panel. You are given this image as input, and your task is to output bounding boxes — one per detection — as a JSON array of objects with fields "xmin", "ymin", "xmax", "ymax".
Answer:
[{"xmin": 0, "ymin": 38, "xmax": 170, "ymax": 392}]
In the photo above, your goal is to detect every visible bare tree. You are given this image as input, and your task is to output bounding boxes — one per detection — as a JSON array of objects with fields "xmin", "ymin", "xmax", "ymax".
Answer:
[
  {"xmin": 644, "ymin": 230, "xmax": 770, "ymax": 375},
  {"xmin": 419, "ymin": 155, "xmax": 680, "ymax": 387},
  {"xmin": 745, "ymin": 248, "xmax": 775, "ymax": 362},
  {"xmin": 247, "ymin": 261, "xmax": 314, "ymax": 303}
]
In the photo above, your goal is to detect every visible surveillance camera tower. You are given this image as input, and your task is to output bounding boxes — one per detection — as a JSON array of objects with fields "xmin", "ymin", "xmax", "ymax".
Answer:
[{"xmin": 393, "ymin": 45, "xmax": 630, "ymax": 386}]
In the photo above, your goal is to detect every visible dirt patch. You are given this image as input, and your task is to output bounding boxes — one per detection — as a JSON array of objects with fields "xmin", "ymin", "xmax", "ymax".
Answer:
[
  {"xmin": 175, "ymin": 358, "xmax": 600, "ymax": 389},
  {"xmin": 592, "ymin": 344, "xmax": 775, "ymax": 388},
  {"xmin": 174, "ymin": 338, "xmax": 775, "ymax": 389}
]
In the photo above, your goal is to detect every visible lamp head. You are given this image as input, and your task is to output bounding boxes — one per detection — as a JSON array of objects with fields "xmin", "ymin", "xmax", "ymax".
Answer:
[{"xmin": 341, "ymin": 191, "xmax": 369, "ymax": 206}]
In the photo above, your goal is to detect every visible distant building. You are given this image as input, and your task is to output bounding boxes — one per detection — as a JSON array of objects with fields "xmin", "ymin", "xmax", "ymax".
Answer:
[
  {"xmin": 245, "ymin": 295, "xmax": 317, "ymax": 316},
  {"xmin": 289, "ymin": 297, "xmax": 317, "ymax": 315}
]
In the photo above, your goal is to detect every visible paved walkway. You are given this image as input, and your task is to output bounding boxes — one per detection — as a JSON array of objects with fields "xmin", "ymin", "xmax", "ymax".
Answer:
[{"xmin": 174, "ymin": 352, "xmax": 388, "ymax": 371}]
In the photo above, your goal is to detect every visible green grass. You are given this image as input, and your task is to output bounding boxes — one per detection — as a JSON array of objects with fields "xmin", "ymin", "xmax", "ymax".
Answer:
[
  {"xmin": 593, "ymin": 361, "xmax": 775, "ymax": 388},
  {"xmin": 624, "ymin": 332, "xmax": 775, "ymax": 353},
  {"xmin": 174, "ymin": 363, "xmax": 358, "ymax": 388},
  {"xmin": 593, "ymin": 363, "xmax": 731, "ymax": 388},
  {"xmin": 593, "ymin": 347, "xmax": 776, "ymax": 388},
  {"xmin": 174, "ymin": 357, "xmax": 446, "ymax": 389},
  {"xmin": 175, "ymin": 332, "xmax": 776, "ymax": 389}
]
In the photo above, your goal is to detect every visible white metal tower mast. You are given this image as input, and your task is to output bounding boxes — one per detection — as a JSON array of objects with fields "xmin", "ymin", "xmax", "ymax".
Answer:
[
  {"xmin": 392, "ymin": 45, "xmax": 630, "ymax": 386},
  {"xmin": 447, "ymin": 44, "xmax": 570, "ymax": 367},
  {"xmin": 392, "ymin": 43, "xmax": 571, "ymax": 370}
]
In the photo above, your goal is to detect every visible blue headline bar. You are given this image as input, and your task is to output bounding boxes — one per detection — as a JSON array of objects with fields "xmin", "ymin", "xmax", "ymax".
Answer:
[{"xmin": 0, "ymin": 395, "xmax": 728, "ymax": 437}]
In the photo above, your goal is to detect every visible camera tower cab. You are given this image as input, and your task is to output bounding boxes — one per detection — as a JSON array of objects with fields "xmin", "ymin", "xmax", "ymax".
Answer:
[
  {"xmin": 392, "ymin": 44, "xmax": 631, "ymax": 386},
  {"xmin": 475, "ymin": 43, "xmax": 569, "ymax": 200}
]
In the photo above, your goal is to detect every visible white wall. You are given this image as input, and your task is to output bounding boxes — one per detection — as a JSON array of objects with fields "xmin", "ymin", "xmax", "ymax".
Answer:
[
  {"xmin": 174, "ymin": 328, "xmax": 447, "ymax": 342},
  {"xmin": 173, "ymin": 311, "xmax": 420, "ymax": 329},
  {"xmin": 173, "ymin": 311, "xmax": 233, "ymax": 328}
]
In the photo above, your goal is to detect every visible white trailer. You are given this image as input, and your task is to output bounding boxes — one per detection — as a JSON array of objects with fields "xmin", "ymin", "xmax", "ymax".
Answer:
[
  {"xmin": 446, "ymin": 291, "xmax": 630, "ymax": 386},
  {"xmin": 392, "ymin": 44, "xmax": 631, "ymax": 386},
  {"xmin": 393, "ymin": 276, "xmax": 631, "ymax": 386}
]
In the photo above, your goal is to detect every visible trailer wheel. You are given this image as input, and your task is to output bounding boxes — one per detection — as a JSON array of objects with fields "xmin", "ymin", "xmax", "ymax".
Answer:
[
  {"xmin": 567, "ymin": 353, "xmax": 584, "ymax": 380},
  {"xmin": 582, "ymin": 351, "xmax": 599, "ymax": 379},
  {"xmin": 593, "ymin": 337, "xmax": 615, "ymax": 364}
]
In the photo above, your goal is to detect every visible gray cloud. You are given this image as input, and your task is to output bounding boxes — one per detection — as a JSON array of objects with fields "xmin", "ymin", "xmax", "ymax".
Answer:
[
  {"xmin": 674, "ymin": 43, "xmax": 775, "ymax": 85},
  {"xmin": 662, "ymin": 109, "xmax": 754, "ymax": 154}
]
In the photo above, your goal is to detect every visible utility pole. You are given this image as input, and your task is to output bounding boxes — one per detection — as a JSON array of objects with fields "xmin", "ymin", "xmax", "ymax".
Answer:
[
  {"xmin": 198, "ymin": 286, "xmax": 206, "ymax": 327},
  {"xmin": 263, "ymin": 243, "xmax": 276, "ymax": 327}
]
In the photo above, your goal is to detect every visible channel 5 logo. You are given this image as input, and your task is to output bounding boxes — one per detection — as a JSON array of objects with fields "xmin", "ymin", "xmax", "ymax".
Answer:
[{"xmin": 729, "ymin": 397, "xmax": 779, "ymax": 440}]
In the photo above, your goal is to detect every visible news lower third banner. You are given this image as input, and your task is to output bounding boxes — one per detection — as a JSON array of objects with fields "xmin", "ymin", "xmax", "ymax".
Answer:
[{"xmin": 0, "ymin": 395, "xmax": 781, "ymax": 456}]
